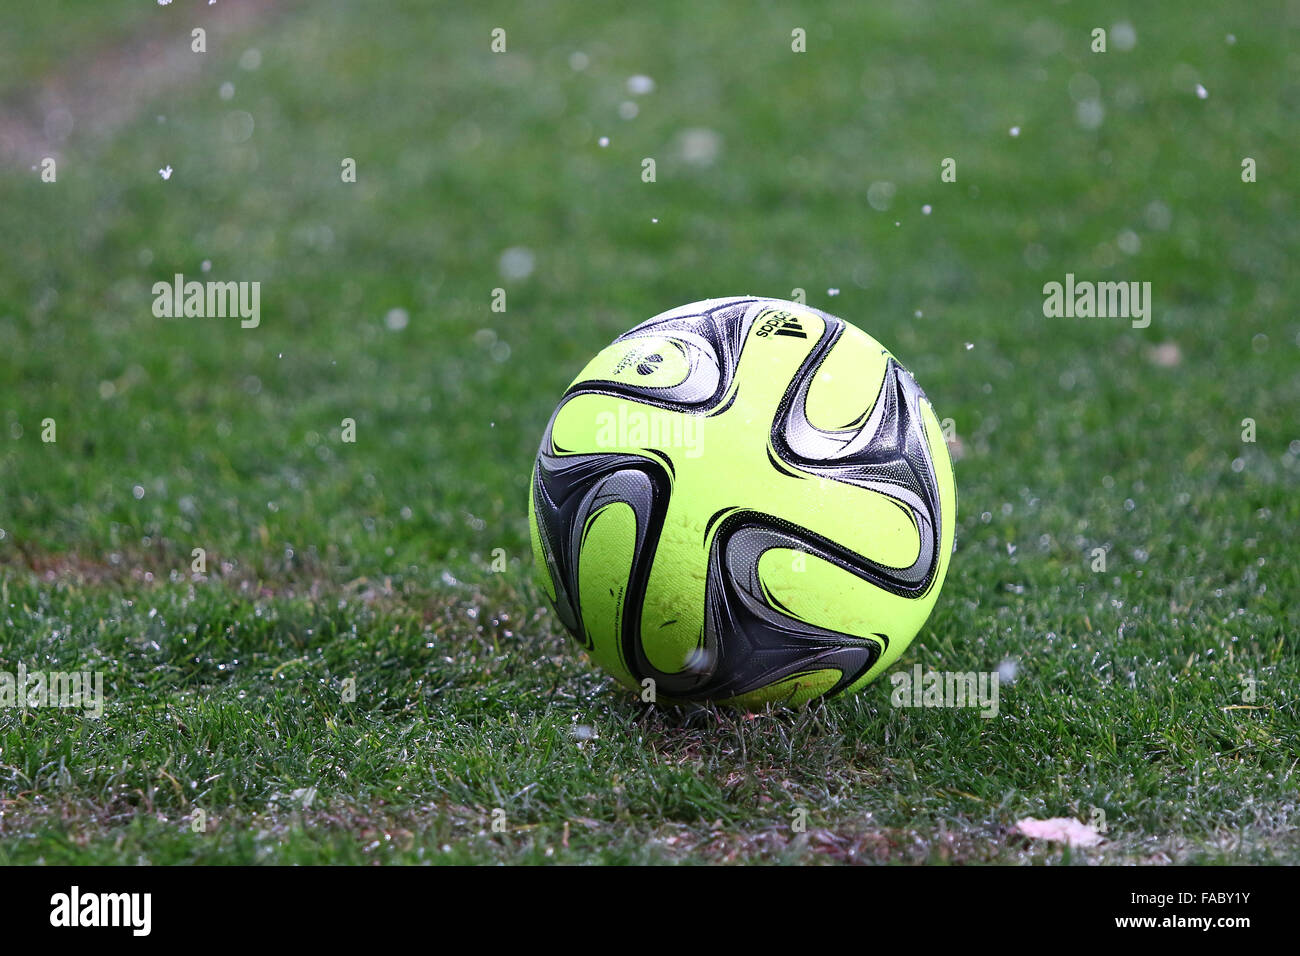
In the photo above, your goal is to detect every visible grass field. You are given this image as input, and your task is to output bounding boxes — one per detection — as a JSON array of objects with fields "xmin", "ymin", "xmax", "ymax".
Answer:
[{"xmin": 0, "ymin": 1, "xmax": 1296, "ymax": 864}]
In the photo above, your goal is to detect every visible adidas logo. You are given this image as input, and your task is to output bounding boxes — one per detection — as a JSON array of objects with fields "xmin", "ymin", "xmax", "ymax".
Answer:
[
  {"xmin": 772, "ymin": 317, "xmax": 807, "ymax": 338},
  {"xmin": 755, "ymin": 309, "xmax": 809, "ymax": 340}
]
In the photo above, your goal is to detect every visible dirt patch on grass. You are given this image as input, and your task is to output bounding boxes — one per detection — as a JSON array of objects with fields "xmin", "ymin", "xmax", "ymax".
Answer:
[{"xmin": 0, "ymin": 0, "xmax": 289, "ymax": 168}]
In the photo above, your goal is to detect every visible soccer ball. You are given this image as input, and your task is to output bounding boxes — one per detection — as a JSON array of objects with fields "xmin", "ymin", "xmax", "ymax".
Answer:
[{"xmin": 528, "ymin": 296, "xmax": 956, "ymax": 706}]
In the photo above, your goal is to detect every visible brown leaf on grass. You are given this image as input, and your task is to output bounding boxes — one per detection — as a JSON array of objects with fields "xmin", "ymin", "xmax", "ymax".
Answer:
[
  {"xmin": 1014, "ymin": 816, "xmax": 1104, "ymax": 847},
  {"xmin": 1145, "ymin": 342, "xmax": 1182, "ymax": 367}
]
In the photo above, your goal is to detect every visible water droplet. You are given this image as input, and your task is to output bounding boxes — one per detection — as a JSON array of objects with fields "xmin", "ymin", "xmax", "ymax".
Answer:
[
  {"xmin": 1144, "ymin": 200, "xmax": 1172, "ymax": 231},
  {"xmin": 675, "ymin": 128, "xmax": 721, "ymax": 166},
  {"xmin": 1075, "ymin": 99, "xmax": 1105, "ymax": 130},
  {"xmin": 222, "ymin": 110, "xmax": 255, "ymax": 144},
  {"xmin": 498, "ymin": 246, "xmax": 535, "ymax": 280},
  {"xmin": 626, "ymin": 74, "xmax": 655, "ymax": 95},
  {"xmin": 866, "ymin": 181, "xmax": 896, "ymax": 211},
  {"xmin": 1111, "ymin": 21, "xmax": 1138, "ymax": 51}
]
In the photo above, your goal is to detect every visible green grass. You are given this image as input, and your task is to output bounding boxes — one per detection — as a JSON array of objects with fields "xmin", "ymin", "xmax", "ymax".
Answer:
[{"xmin": 1, "ymin": 0, "xmax": 1297, "ymax": 863}]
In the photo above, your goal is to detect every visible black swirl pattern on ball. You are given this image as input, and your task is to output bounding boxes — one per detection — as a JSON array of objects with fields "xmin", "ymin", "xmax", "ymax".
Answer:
[
  {"xmin": 692, "ymin": 512, "xmax": 887, "ymax": 700},
  {"xmin": 532, "ymin": 445, "xmax": 669, "ymax": 662},
  {"xmin": 557, "ymin": 297, "xmax": 760, "ymax": 414},
  {"xmin": 769, "ymin": 317, "xmax": 946, "ymax": 599}
]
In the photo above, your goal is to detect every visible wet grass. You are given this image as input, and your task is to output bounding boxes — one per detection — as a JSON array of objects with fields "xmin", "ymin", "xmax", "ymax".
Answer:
[{"xmin": 1, "ymin": 0, "xmax": 1297, "ymax": 863}]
